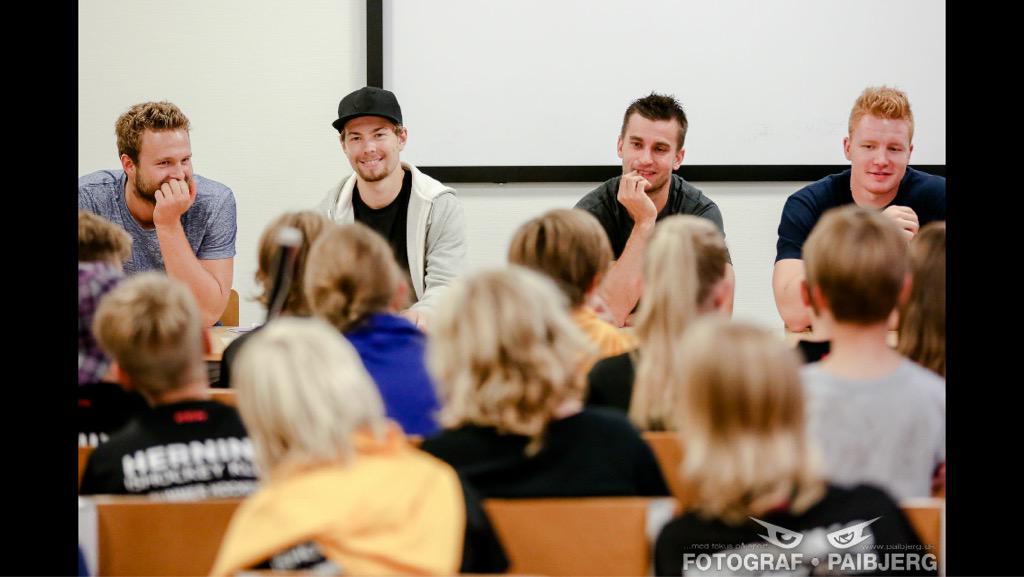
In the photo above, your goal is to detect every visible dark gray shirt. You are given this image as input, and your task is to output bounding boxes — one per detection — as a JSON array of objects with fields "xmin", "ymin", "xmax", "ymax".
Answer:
[{"xmin": 575, "ymin": 174, "xmax": 730, "ymax": 262}]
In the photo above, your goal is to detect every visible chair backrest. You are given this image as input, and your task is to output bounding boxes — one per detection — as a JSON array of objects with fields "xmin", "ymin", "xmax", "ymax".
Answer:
[
  {"xmin": 641, "ymin": 431, "xmax": 687, "ymax": 507},
  {"xmin": 483, "ymin": 496, "xmax": 671, "ymax": 576},
  {"xmin": 82, "ymin": 495, "xmax": 242, "ymax": 576},
  {"xmin": 219, "ymin": 288, "xmax": 239, "ymax": 327},
  {"xmin": 208, "ymin": 388, "xmax": 238, "ymax": 408},
  {"xmin": 901, "ymin": 497, "xmax": 944, "ymax": 572},
  {"xmin": 78, "ymin": 445, "xmax": 96, "ymax": 490}
]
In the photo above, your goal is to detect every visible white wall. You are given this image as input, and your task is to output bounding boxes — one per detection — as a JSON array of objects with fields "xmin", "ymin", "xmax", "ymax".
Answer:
[
  {"xmin": 79, "ymin": 0, "xmax": 365, "ymax": 327},
  {"xmin": 79, "ymin": 0, "xmax": 801, "ymax": 329}
]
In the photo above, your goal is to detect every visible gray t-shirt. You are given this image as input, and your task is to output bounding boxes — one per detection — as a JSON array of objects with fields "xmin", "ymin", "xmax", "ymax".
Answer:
[
  {"xmin": 78, "ymin": 170, "xmax": 237, "ymax": 274},
  {"xmin": 574, "ymin": 173, "xmax": 730, "ymax": 262},
  {"xmin": 802, "ymin": 359, "xmax": 945, "ymax": 501}
]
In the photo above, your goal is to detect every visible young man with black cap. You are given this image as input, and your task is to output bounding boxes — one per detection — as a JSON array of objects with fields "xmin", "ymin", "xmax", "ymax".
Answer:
[{"xmin": 317, "ymin": 86, "xmax": 467, "ymax": 329}]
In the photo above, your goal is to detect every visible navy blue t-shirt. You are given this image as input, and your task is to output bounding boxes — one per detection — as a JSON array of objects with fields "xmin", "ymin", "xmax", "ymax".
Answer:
[{"xmin": 775, "ymin": 167, "xmax": 945, "ymax": 262}]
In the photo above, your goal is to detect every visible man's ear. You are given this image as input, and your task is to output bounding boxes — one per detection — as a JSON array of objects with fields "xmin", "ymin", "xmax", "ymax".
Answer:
[
  {"xmin": 397, "ymin": 126, "xmax": 408, "ymax": 150},
  {"xmin": 842, "ymin": 136, "xmax": 852, "ymax": 161},
  {"xmin": 120, "ymin": 153, "xmax": 135, "ymax": 175},
  {"xmin": 673, "ymin": 147, "xmax": 685, "ymax": 170}
]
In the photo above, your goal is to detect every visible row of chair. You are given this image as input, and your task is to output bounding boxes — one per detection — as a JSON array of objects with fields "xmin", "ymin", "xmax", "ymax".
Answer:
[
  {"xmin": 78, "ymin": 493, "xmax": 944, "ymax": 576},
  {"xmin": 78, "ymin": 389, "xmax": 945, "ymax": 575}
]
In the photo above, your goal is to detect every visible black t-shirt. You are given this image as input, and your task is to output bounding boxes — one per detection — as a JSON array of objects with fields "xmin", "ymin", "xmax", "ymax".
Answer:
[
  {"xmin": 353, "ymin": 168, "xmax": 412, "ymax": 276},
  {"xmin": 420, "ymin": 407, "xmax": 669, "ymax": 498},
  {"xmin": 585, "ymin": 351, "xmax": 636, "ymax": 414},
  {"xmin": 78, "ymin": 381, "xmax": 149, "ymax": 445},
  {"xmin": 575, "ymin": 174, "xmax": 731, "ymax": 262},
  {"xmin": 776, "ymin": 167, "xmax": 946, "ymax": 262},
  {"xmin": 79, "ymin": 399, "xmax": 259, "ymax": 498},
  {"xmin": 655, "ymin": 484, "xmax": 936, "ymax": 576}
]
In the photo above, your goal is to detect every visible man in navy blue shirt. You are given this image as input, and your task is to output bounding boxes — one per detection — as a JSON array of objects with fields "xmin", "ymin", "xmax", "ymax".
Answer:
[{"xmin": 772, "ymin": 86, "xmax": 945, "ymax": 331}]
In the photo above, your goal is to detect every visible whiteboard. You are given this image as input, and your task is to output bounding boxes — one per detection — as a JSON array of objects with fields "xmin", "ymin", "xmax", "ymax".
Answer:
[{"xmin": 382, "ymin": 0, "xmax": 945, "ymax": 168}]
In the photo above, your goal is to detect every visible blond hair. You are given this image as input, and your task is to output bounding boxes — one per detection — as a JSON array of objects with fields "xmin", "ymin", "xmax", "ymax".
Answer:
[
  {"xmin": 304, "ymin": 223, "xmax": 403, "ymax": 332},
  {"xmin": 254, "ymin": 211, "xmax": 333, "ymax": 316},
  {"xmin": 427, "ymin": 267, "xmax": 592, "ymax": 450},
  {"xmin": 79, "ymin": 209, "xmax": 132, "ymax": 264},
  {"xmin": 115, "ymin": 101, "xmax": 191, "ymax": 163},
  {"xmin": 804, "ymin": 205, "xmax": 909, "ymax": 324},
  {"xmin": 92, "ymin": 273, "xmax": 205, "ymax": 398},
  {"xmin": 630, "ymin": 216, "xmax": 729, "ymax": 430},
  {"xmin": 232, "ymin": 317, "xmax": 388, "ymax": 476},
  {"xmin": 898, "ymin": 222, "xmax": 946, "ymax": 377},
  {"xmin": 848, "ymin": 86, "xmax": 914, "ymax": 141},
  {"xmin": 675, "ymin": 318, "xmax": 825, "ymax": 525},
  {"xmin": 508, "ymin": 209, "xmax": 613, "ymax": 307}
]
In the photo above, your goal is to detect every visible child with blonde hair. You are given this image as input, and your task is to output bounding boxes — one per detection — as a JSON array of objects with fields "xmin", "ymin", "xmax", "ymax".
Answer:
[
  {"xmin": 586, "ymin": 215, "xmax": 732, "ymax": 430},
  {"xmin": 421, "ymin": 267, "xmax": 668, "ymax": 498},
  {"xmin": 654, "ymin": 318, "xmax": 930, "ymax": 576},
  {"xmin": 509, "ymin": 208, "xmax": 636, "ymax": 359}
]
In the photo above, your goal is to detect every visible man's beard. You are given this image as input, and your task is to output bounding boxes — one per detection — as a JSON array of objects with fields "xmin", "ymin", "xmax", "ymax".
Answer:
[
  {"xmin": 356, "ymin": 163, "xmax": 391, "ymax": 182},
  {"xmin": 133, "ymin": 172, "xmax": 160, "ymax": 205},
  {"xmin": 357, "ymin": 167, "xmax": 388, "ymax": 182},
  {"xmin": 133, "ymin": 173, "xmax": 190, "ymax": 205}
]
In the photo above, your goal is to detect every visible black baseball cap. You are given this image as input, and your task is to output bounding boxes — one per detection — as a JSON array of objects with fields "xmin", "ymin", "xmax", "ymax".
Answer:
[{"xmin": 332, "ymin": 86, "xmax": 403, "ymax": 133}]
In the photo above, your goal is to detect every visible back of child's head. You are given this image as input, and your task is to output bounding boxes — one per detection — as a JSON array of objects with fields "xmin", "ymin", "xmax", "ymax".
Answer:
[
  {"xmin": 79, "ymin": 209, "xmax": 132, "ymax": 265},
  {"xmin": 897, "ymin": 221, "xmax": 946, "ymax": 376},
  {"xmin": 428, "ymin": 266, "xmax": 591, "ymax": 444},
  {"xmin": 254, "ymin": 211, "xmax": 333, "ymax": 316},
  {"xmin": 304, "ymin": 222, "xmax": 405, "ymax": 332},
  {"xmin": 629, "ymin": 215, "xmax": 729, "ymax": 430},
  {"xmin": 233, "ymin": 316, "xmax": 388, "ymax": 475},
  {"xmin": 674, "ymin": 317, "xmax": 824, "ymax": 525},
  {"xmin": 507, "ymin": 208, "xmax": 612, "ymax": 307},
  {"xmin": 93, "ymin": 272, "xmax": 205, "ymax": 399},
  {"xmin": 803, "ymin": 205, "xmax": 909, "ymax": 324}
]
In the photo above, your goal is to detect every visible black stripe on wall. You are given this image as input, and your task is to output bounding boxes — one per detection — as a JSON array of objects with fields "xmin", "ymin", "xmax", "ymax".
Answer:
[
  {"xmin": 366, "ymin": 0, "xmax": 383, "ymax": 87},
  {"xmin": 415, "ymin": 165, "xmax": 947, "ymax": 184}
]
